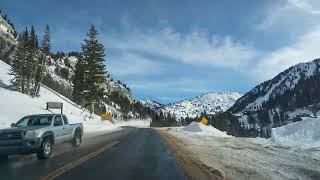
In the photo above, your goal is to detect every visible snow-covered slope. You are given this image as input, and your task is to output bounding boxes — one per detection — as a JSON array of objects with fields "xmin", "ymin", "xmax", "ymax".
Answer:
[
  {"xmin": 158, "ymin": 92, "xmax": 242, "ymax": 119},
  {"xmin": 271, "ymin": 117, "xmax": 320, "ymax": 148},
  {"xmin": 230, "ymin": 58, "xmax": 320, "ymax": 114},
  {"xmin": 138, "ymin": 99, "xmax": 163, "ymax": 110},
  {"xmin": 226, "ymin": 58, "xmax": 320, "ymax": 136},
  {"xmin": 0, "ymin": 60, "xmax": 117, "ymax": 133}
]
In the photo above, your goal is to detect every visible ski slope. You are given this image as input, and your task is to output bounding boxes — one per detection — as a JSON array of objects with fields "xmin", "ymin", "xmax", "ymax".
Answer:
[{"xmin": 0, "ymin": 60, "xmax": 118, "ymax": 133}]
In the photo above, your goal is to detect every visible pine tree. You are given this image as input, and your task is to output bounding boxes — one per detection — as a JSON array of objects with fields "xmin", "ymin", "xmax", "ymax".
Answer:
[
  {"xmin": 9, "ymin": 30, "xmax": 29, "ymax": 92},
  {"xmin": 41, "ymin": 25, "xmax": 50, "ymax": 55},
  {"xmin": 28, "ymin": 26, "xmax": 40, "ymax": 96},
  {"xmin": 33, "ymin": 25, "xmax": 51, "ymax": 96},
  {"xmin": 10, "ymin": 26, "xmax": 41, "ymax": 96},
  {"xmin": 29, "ymin": 26, "xmax": 38, "ymax": 49},
  {"xmin": 81, "ymin": 25, "xmax": 107, "ymax": 113},
  {"xmin": 0, "ymin": 39, "xmax": 5, "ymax": 59},
  {"xmin": 73, "ymin": 55, "xmax": 86, "ymax": 104}
]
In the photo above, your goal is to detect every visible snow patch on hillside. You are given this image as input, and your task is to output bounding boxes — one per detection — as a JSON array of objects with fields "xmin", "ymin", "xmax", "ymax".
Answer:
[{"xmin": 271, "ymin": 117, "xmax": 320, "ymax": 148}]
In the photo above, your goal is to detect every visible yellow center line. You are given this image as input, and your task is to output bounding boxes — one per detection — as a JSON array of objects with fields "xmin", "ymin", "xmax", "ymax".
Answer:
[{"xmin": 40, "ymin": 141, "xmax": 120, "ymax": 180}]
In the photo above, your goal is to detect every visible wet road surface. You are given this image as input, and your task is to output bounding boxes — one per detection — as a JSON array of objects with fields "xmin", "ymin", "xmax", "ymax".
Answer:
[{"xmin": 0, "ymin": 127, "xmax": 186, "ymax": 180}]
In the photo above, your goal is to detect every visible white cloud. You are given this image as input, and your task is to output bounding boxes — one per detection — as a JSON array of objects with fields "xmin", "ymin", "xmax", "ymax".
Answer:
[
  {"xmin": 108, "ymin": 53, "xmax": 166, "ymax": 77},
  {"xmin": 107, "ymin": 27, "xmax": 259, "ymax": 70},
  {"xmin": 288, "ymin": 0, "xmax": 320, "ymax": 14},
  {"xmin": 129, "ymin": 79, "xmax": 209, "ymax": 93},
  {"xmin": 252, "ymin": 26, "xmax": 320, "ymax": 81},
  {"xmin": 250, "ymin": 0, "xmax": 320, "ymax": 81},
  {"xmin": 257, "ymin": 0, "xmax": 320, "ymax": 30}
]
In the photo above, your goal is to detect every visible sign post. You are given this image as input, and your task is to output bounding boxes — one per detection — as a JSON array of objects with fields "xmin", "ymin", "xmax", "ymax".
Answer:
[{"xmin": 46, "ymin": 102, "xmax": 63, "ymax": 114}]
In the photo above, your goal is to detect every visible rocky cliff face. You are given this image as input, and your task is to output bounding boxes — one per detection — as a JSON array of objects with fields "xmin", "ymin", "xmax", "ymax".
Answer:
[{"xmin": 104, "ymin": 77, "xmax": 133, "ymax": 103}]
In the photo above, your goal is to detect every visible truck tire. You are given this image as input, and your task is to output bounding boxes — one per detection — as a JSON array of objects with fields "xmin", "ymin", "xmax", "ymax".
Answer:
[
  {"xmin": 72, "ymin": 131, "xmax": 81, "ymax": 148},
  {"xmin": 37, "ymin": 138, "xmax": 53, "ymax": 160}
]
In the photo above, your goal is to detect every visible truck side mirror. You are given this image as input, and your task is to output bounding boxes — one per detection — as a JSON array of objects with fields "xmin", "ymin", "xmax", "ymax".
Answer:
[{"xmin": 10, "ymin": 123, "xmax": 15, "ymax": 127}]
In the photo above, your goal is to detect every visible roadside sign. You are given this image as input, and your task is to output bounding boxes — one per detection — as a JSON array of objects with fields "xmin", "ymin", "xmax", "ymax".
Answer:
[
  {"xmin": 200, "ymin": 117, "xmax": 208, "ymax": 125},
  {"xmin": 46, "ymin": 102, "xmax": 63, "ymax": 114},
  {"xmin": 101, "ymin": 113, "xmax": 113, "ymax": 121}
]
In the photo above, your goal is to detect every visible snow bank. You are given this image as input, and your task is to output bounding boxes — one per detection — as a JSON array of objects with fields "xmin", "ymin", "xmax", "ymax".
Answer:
[
  {"xmin": 182, "ymin": 122, "xmax": 230, "ymax": 137},
  {"xmin": 0, "ymin": 60, "xmax": 118, "ymax": 133},
  {"xmin": 271, "ymin": 117, "xmax": 320, "ymax": 148},
  {"xmin": 114, "ymin": 119, "xmax": 151, "ymax": 128}
]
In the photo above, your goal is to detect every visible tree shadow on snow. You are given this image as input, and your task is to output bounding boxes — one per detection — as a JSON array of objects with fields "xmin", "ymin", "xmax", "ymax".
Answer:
[{"xmin": 0, "ymin": 79, "xmax": 18, "ymax": 91}]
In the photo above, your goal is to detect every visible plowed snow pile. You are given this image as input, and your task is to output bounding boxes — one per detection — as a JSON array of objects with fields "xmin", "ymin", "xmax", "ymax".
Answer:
[
  {"xmin": 271, "ymin": 117, "xmax": 320, "ymax": 148},
  {"xmin": 182, "ymin": 122, "xmax": 229, "ymax": 137}
]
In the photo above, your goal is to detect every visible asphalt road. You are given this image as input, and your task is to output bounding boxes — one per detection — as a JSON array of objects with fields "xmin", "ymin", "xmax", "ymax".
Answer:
[{"xmin": 0, "ymin": 127, "xmax": 186, "ymax": 180}]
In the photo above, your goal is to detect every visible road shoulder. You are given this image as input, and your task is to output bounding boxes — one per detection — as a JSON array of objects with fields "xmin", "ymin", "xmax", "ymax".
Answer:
[{"xmin": 156, "ymin": 129, "xmax": 224, "ymax": 180}]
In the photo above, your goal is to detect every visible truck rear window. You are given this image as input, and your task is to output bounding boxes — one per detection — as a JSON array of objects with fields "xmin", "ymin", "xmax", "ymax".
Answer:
[
  {"xmin": 15, "ymin": 115, "xmax": 53, "ymax": 127},
  {"xmin": 63, "ymin": 115, "xmax": 69, "ymax": 125}
]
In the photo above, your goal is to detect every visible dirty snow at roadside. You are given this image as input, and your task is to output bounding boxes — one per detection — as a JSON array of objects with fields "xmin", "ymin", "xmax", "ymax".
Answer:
[
  {"xmin": 165, "ymin": 122, "xmax": 320, "ymax": 180},
  {"xmin": 0, "ymin": 60, "xmax": 119, "ymax": 133}
]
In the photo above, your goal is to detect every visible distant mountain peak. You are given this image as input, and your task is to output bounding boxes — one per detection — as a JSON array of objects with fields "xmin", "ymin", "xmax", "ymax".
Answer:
[
  {"xmin": 157, "ymin": 92, "xmax": 242, "ymax": 120},
  {"xmin": 138, "ymin": 99, "xmax": 163, "ymax": 110}
]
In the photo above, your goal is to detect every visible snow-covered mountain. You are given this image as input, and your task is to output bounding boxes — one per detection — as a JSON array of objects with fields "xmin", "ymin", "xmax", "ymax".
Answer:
[
  {"xmin": 230, "ymin": 59, "xmax": 320, "ymax": 114},
  {"xmin": 138, "ymin": 99, "xmax": 163, "ymax": 110},
  {"xmin": 226, "ymin": 58, "xmax": 320, "ymax": 136},
  {"xmin": 158, "ymin": 92, "xmax": 242, "ymax": 120}
]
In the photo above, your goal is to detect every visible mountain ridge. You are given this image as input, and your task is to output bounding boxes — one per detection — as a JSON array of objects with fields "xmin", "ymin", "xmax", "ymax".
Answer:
[
  {"xmin": 229, "ymin": 58, "xmax": 320, "ymax": 114},
  {"xmin": 138, "ymin": 99, "xmax": 163, "ymax": 110},
  {"xmin": 155, "ymin": 92, "xmax": 242, "ymax": 120}
]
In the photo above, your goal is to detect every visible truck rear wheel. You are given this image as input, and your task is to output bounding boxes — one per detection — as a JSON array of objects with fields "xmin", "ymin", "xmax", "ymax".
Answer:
[
  {"xmin": 37, "ymin": 139, "xmax": 53, "ymax": 160},
  {"xmin": 72, "ymin": 131, "xmax": 81, "ymax": 148}
]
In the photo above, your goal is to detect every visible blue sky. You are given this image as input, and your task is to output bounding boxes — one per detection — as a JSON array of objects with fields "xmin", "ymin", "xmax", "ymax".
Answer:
[{"xmin": 2, "ymin": 0, "xmax": 320, "ymax": 104}]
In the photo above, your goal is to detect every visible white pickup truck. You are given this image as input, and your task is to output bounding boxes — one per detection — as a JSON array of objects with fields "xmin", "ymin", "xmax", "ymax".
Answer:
[{"xmin": 0, "ymin": 114, "xmax": 83, "ymax": 160}]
